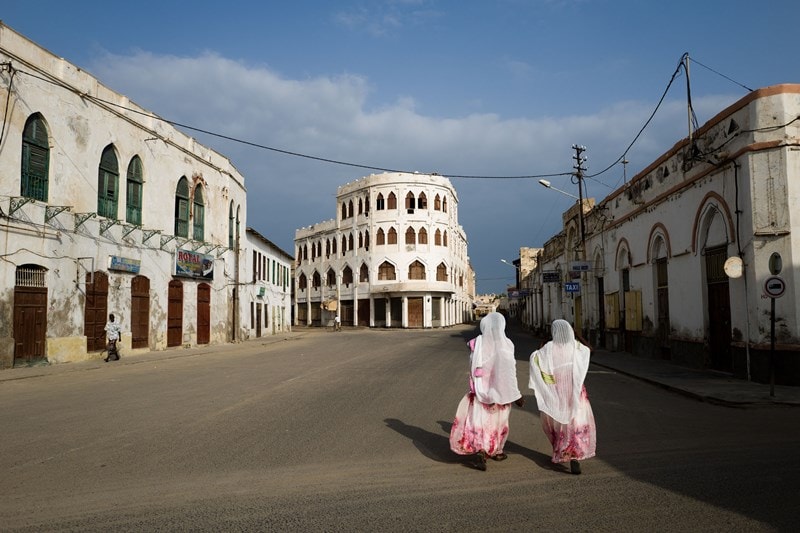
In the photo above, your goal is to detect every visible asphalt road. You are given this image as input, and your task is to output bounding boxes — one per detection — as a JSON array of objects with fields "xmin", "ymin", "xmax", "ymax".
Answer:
[{"xmin": 1, "ymin": 323, "xmax": 798, "ymax": 532}]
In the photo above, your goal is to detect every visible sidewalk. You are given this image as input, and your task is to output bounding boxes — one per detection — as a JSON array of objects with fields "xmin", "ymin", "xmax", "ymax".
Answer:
[{"xmin": 590, "ymin": 348, "xmax": 800, "ymax": 407}]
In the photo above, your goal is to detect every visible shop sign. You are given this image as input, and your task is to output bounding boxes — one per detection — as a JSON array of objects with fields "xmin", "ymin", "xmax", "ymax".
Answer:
[{"xmin": 175, "ymin": 249, "xmax": 214, "ymax": 280}]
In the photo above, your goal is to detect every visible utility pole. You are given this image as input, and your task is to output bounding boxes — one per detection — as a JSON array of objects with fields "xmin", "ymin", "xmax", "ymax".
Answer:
[{"xmin": 572, "ymin": 144, "xmax": 587, "ymax": 253}]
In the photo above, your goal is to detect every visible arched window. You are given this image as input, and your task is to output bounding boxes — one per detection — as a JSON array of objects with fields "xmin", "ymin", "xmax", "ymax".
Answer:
[
  {"xmin": 376, "ymin": 193, "xmax": 385, "ymax": 210},
  {"xmin": 228, "ymin": 201, "xmax": 235, "ymax": 249},
  {"xmin": 312, "ymin": 271, "xmax": 321, "ymax": 288},
  {"xmin": 408, "ymin": 260, "xmax": 426, "ymax": 280},
  {"xmin": 126, "ymin": 156, "xmax": 143, "ymax": 225},
  {"xmin": 435, "ymin": 229, "xmax": 442, "ymax": 246},
  {"xmin": 342, "ymin": 202, "xmax": 348, "ymax": 219},
  {"xmin": 434, "ymin": 194, "xmax": 441, "ymax": 211},
  {"xmin": 348, "ymin": 200, "xmax": 354, "ymax": 218},
  {"xmin": 405, "ymin": 191, "xmax": 415, "ymax": 210},
  {"xmin": 388, "ymin": 192, "xmax": 397, "ymax": 209},
  {"xmin": 98, "ymin": 145, "xmax": 119, "ymax": 219},
  {"xmin": 332, "ymin": 238, "xmax": 337, "ymax": 255},
  {"xmin": 437, "ymin": 262, "xmax": 448, "ymax": 281},
  {"xmin": 302, "ymin": 244, "xmax": 308, "ymax": 261},
  {"xmin": 358, "ymin": 198, "xmax": 363, "ymax": 215},
  {"xmin": 388, "ymin": 227, "xmax": 397, "ymax": 245},
  {"xmin": 443, "ymin": 230, "xmax": 448, "ymax": 247},
  {"xmin": 21, "ymin": 114, "xmax": 49, "ymax": 202},
  {"xmin": 326, "ymin": 239, "xmax": 331, "ymax": 258},
  {"xmin": 348, "ymin": 233, "xmax": 354, "ymax": 251},
  {"xmin": 342, "ymin": 235, "xmax": 347, "ymax": 255},
  {"xmin": 193, "ymin": 185, "xmax": 205, "ymax": 241},
  {"xmin": 405, "ymin": 227, "xmax": 416, "ymax": 245},
  {"xmin": 174, "ymin": 177, "xmax": 190, "ymax": 237},
  {"xmin": 376, "ymin": 228, "xmax": 386, "ymax": 245},
  {"xmin": 442, "ymin": 196, "xmax": 448, "ymax": 213},
  {"xmin": 378, "ymin": 261, "xmax": 396, "ymax": 281},
  {"xmin": 418, "ymin": 192, "xmax": 427, "ymax": 209},
  {"xmin": 342, "ymin": 266, "xmax": 353, "ymax": 286},
  {"xmin": 326, "ymin": 268, "xmax": 336, "ymax": 287},
  {"xmin": 359, "ymin": 263, "xmax": 369, "ymax": 282},
  {"xmin": 358, "ymin": 232, "xmax": 364, "ymax": 248},
  {"xmin": 311, "ymin": 242, "xmax": 317, "ymax": 260},
  {"xmin": 298, "ymin": 273, "xmax": 307, "ymax": 290},
  {"xmin": 364, "ymin": 230, "xmax": 370, "ymax": 251},
  {"xmin": 418, "ymin": 227, "xmax": 428, "ymax": 244},
  {"xmin": 317, "ymin": 241, "xmax": 322, "ymax": 257}
]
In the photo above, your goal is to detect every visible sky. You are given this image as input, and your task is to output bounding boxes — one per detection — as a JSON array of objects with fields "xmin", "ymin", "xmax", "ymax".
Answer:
[{"xmin": 3, "ymin": 0, "xmax": 799, "ymax": 294}]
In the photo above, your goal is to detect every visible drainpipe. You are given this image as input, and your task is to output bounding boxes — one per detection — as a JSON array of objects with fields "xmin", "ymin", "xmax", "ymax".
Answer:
[{"xmin": 733, "ymin": 161, "xmax": 751, "ymax": 381}]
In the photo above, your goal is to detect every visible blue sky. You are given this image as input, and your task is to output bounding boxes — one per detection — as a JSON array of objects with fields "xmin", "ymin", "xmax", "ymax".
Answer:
[{"xmin": 3, "ymin": 0, "xmax": 798, "ymax": 294}]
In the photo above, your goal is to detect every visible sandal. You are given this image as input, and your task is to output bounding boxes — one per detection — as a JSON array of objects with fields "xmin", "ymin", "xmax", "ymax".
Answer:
[
  {"xmin": 570, "ymin": 459, "xmax": 581, "ymax": 475},
  {"xmin": 490, "ymin": 453, "xmax": 508, "ymax": 461},
  {"xmin": 472, "ymin": 451, "xmax": 487, "ymax": 471}
]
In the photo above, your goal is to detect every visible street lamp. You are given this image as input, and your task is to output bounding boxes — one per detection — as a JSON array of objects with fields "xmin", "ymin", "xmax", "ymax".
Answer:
[{"xmin": 538, "ymin": 179, "xmax": 580, "ymax": 200}]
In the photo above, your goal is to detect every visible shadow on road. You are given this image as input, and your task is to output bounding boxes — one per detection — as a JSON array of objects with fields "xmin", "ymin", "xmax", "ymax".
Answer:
[{"xmin": 384, "ymin": 418, "xmax": 458, "ymax": 463}]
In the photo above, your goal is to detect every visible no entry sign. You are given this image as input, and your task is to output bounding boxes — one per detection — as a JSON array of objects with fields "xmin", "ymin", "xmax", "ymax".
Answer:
[{"xmin": 764, "ymin": 276, "xmax": 786, "ymax": 298}]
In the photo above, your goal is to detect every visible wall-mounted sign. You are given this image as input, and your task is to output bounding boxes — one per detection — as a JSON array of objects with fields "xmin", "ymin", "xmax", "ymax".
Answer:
[
  {"xmin": 764, "ymin": 276, "xmax": 785, "ymax": 299},
  {"xmin": 108, "ymin": 256, "xmax": 141, "ymax": 274},
  {"xmin": 565, "ymin": 281, "xmax": 581, "ymax": 293},
  {"xmin": 542, "ymin": 271, "xmax": 561, "ymax": 283},
  {"xmin": 569, "ymin": 261, "xmax": 592, "ymax": 272},
  {"xmin": 175, "ymin": 249, "xmax": 214, "ymax": 280}
]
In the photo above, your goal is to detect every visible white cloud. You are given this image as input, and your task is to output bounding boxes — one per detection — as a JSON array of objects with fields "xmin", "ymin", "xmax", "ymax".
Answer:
[{"xmin": 87, "ymin": 50, "xmax": 742, "ymax": 292}]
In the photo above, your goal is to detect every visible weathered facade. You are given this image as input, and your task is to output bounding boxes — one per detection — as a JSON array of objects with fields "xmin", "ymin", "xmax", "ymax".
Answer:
[
  {"xmin": 294, "ymin": 172, "xmax": 474, "ymax": 328},
  {"xmin": 243, "ymin": 228, "xmax": 293, "ymax": 338},
  {"xmin": 525, "ymin": 84, "xmax": 800, "ymax": 385},
  {"xmin": 0, "ymin": 23, "xmax": 255, "ymax": 367}
]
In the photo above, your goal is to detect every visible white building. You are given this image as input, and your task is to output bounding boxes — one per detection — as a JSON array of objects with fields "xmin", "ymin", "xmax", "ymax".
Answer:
[
  {"xmin": 294, "ymin": 172, "xmax": 474, "ymax": 328},
  {"xmin": 243, "ymin": 228, "xmax": 293, "ymax": 338},
  {"xmin": 0, "ymin": 23, "xmax": 276, "ymax": 368},
  {"xmin": 527, "ymin": 84, "xmax": 800, "ymax": 385}
]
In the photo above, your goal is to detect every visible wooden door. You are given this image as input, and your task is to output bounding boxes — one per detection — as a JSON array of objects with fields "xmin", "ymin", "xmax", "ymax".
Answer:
[
  {"xmin": 256, "ymin": 303, "xmax": 262, "ymax": 338},
  {"xmin": 408, "ymin": 297, "xmax": 423, "ymax": 328},
  {"xmin": 706, "ymin": 247, "xmax": 732, "ymax": 372},
  {"xmin": 13, "ymin": 286, "xmax": 47, "ymax": 363},
  {"xmin": 167, "ymin": 280, "xmax": 183, "ymax": 347},
  {"xmin": 197, "ymin": 283, "xmax": 210, "ymax": 344},
  {"xmin": 84, "ymin": 271, "xmax": 108, "ymax": 351},
  {"xmin": 131, "ymin": 275, "xmax": 150, "ymax": 349},
  {"xmin": 357, "ymin": 299, "xmax": 370, "ymax": 326}
]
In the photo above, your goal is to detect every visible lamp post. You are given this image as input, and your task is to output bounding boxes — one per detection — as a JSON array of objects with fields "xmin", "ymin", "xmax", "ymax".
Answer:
[{"xmin": 572, "ymin": 144, "xmax": 587, "ymax": 251}]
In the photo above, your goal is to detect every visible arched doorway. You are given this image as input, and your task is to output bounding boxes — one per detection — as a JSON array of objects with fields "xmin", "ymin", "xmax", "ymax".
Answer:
[
  {"xmin": 197, "ymin": 283, "xmax": 210, "ymax": 344},
  {"xmin": 13, "ymin": 265, "xmax": 48, "ymax": 364},
  {"xmin": 167, "ymin": 279, "xmax": 183, "ymax": 347},
  {"xmin": 131, "ymin": 275, "xmax": 150, "ymax": 349},
  {"xmin": 84, "ymin": 271, "xmax": 108, "ymax": 351}
]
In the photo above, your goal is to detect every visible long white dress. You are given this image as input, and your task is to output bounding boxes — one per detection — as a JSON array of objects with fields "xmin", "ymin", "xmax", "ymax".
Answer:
[{"xmin": 450, "ymin": 313, "xmax": 521, "ymax": 458}]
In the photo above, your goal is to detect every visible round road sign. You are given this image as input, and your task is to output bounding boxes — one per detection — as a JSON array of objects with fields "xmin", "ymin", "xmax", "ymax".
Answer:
[{"xmin": 764, "ymin": 276, "xmax": 786, "ymax": 298}]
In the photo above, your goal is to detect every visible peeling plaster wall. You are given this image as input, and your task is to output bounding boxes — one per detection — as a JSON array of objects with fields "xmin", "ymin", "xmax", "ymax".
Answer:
[{"xmin": 0, "ymin": 23, "xmax": 251, "ymax": 367}]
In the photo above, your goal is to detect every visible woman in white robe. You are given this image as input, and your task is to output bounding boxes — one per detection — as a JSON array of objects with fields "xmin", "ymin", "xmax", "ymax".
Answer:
[
  {"xmin": 450, "ymin": 312, "xmax": 524, "ymax": 470},
  {"xmin": 529, "ymin": 319, "xmax": 596, "ymax": 474}
]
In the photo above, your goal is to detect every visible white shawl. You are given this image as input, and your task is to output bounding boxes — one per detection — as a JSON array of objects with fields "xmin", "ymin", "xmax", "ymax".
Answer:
[
  {"xmin": 528, "ymin": 319, "xmax": 590, "ymax": 424},
  {"xmin": 470, "ymin": 312, "xmax": 521, "ymax": 405}
]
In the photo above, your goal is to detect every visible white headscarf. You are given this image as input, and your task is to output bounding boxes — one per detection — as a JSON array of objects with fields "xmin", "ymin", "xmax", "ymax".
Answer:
[
  {"xmin": 528, "ymin": 319, "xmax": 590, "ymax": 424},
  {"xmin": 470, "ymin": 312, "xmax": 521, "ymax": 405}
]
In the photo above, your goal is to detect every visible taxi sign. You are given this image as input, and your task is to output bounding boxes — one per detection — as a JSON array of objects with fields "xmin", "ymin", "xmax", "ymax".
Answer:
[
  {"xmin": 764, "ymin": 276, "xmax": 786, "ymax": 299},
  {"xmin": 564, "ymin": 282, "xmax": 580, "ymax": 293}
]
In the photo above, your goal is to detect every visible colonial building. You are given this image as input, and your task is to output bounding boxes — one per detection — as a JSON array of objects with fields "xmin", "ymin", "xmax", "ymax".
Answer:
[
  {"xmin": 0, "ymin": 23, "xmax": 285, "ymax": 368},
  {"xmin": 525, "ymin": 84, "xmax": 800, "ymax": 385},
  {"xmin": 294, "ymin": 172, "xmax": 474, "ymax": 328},
  {"xmin": 244, "ymin": 228, "xmax": 293, "ymax": 338}
]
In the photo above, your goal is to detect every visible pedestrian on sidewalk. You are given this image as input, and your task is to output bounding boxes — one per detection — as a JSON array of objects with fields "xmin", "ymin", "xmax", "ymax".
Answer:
[
  {"xmin": 103, "ymin": 313, "xmax": 122, "ymax": 362},
  {"xmin": 449, "ymin": 312, "xmax": 525, "ymax": 471},
  {"xmin": 528, "ymin": 319, "xmax": 596, "ymax": 475}
]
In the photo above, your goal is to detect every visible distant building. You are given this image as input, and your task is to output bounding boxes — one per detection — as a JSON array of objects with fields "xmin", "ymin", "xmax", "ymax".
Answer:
[
  {"xmin": 243, "ymin": 228, "xmax": 293, "ymax": 338},
  {"xmin": 525, "ymin": 84, "xmax": 800, "ymax": 385},
  {"xmin": 294, "ymin": 172, "xmax": 474, "ymax": 328}
]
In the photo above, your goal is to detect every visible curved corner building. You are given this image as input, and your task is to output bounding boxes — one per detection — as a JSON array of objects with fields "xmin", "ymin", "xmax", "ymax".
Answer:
[{"xmin": 294, "ymin": 172, "xmax": 474, "ymax": 328}]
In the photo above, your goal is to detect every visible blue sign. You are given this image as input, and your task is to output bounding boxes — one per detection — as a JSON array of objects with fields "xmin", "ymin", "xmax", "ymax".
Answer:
[{"xmin": 565, "ymin": 282, "xmax": 580, "ymax": 293}]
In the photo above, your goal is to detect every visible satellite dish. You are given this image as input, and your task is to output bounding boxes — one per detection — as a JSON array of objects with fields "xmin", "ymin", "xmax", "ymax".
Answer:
[{"xmin": 723, "ymin": 256, "xmax": 743, "ymax": 279}]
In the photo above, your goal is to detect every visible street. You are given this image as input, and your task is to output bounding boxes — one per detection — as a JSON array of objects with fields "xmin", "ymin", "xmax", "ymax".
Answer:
[{"xmin": 1, "ymin": 323, "xmax": 798, "ymax": 532}]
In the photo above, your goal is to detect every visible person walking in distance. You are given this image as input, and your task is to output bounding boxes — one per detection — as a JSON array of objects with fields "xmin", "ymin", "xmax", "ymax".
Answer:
[
  {"xmin": 104, "ymin": 313, "xmax": 122, "ymax": 362},
  {"xmin": 528, "ymin": 319, "xmax": 596, "ymax": 474},
  {"xmin": 449, "ymin": 312, "xmax": 525, "ymax": 471}
]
